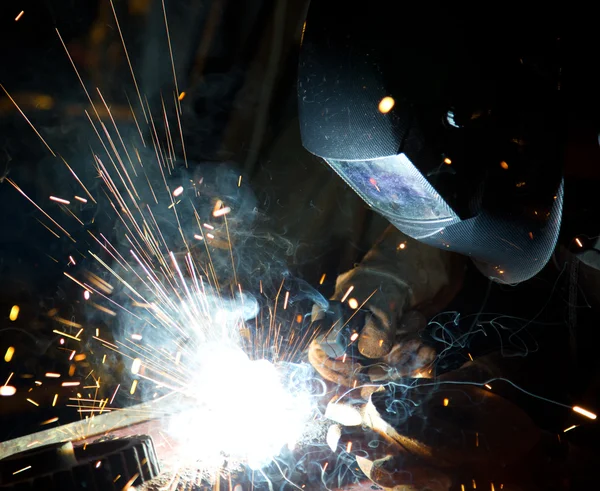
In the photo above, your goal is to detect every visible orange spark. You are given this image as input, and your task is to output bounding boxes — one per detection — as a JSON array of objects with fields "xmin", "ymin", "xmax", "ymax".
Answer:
[
  {"xmin": 348, "ymin": 298, "xmax": 359, "ymax": 309},
  {"xmin": 213, "ymin": 206, "xmax": 231, "ymax": 217},
  {"xmin": 340, "ymin": 286, "xmax": 354, "ymax": 303},
  {"xmin": 0, "ymin": 386, "xmax": 16, "ymax": 397},
  {"xmin": 50, "ymin": 196, "xmax": 70, "ymax": 205},
  {"xmin": 378, "ymin": 96, "xmax": 395, "ymax": 113},
  {"xmin": 573, "ymin": 405, "xmax": 597, "ymax": 420},
  {"xmin": 283, "ymin": 291, "xmax": 290, "ymax": 310},
  {"xmin": 4, "ymin": 347, "xmax": 15, "ymax": 362}
]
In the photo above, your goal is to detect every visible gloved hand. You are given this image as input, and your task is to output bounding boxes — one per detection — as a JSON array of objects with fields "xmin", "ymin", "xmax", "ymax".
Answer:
[{"xmin": 309, "ymin": 226, "xmax": 464, "ymax": 386}]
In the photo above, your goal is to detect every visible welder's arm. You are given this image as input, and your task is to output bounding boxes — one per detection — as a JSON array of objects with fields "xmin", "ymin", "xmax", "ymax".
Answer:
[{"xmin": 310, "ymin": 225, "xmax": 465, "ymax": 385}]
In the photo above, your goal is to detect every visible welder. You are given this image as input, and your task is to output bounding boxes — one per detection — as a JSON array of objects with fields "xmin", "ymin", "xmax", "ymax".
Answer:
[{"xmin": 298, "ymin": 0, "xmax": 600, "ymax": 381}]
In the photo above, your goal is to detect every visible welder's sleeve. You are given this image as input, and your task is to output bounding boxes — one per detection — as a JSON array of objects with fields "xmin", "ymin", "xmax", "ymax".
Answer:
[{"xmin": 330, "ymin": 225, "xmax": 465, "ymax": 358}]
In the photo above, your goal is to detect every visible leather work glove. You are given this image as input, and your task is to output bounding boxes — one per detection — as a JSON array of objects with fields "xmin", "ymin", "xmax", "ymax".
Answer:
[{"xmin": 309, "ymin": 225, "xmax": 464, "ymax": 387}]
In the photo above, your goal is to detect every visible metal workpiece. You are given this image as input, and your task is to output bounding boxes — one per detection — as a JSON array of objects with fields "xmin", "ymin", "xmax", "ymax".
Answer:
[{"xmin": 0, "ymin": 436, "xmax": 160, "ymax": 490}]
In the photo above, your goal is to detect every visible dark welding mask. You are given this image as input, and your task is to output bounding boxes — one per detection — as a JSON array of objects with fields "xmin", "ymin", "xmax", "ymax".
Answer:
[{"xmin": 298, "ymin": 0, "xmax": 564, "ymax": 284}]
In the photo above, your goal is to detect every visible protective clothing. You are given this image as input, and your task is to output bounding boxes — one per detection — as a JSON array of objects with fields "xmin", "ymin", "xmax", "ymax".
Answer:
[
  {"xmin": 309, "ymin": 226, "xmax": 464, "ymax": 385},
  {"xmin": 298, "ymin": 0, "xmax": 565, "ymax": 284}
]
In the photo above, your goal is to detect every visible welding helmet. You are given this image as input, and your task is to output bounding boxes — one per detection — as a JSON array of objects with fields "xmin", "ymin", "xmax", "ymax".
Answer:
[{"xmin": 298, "ymin": 0, "xmax": 564, "ymax": 283}]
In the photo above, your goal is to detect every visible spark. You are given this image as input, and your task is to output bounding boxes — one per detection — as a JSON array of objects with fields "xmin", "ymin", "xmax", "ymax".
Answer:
[
  {"xmin": 45, "ymin": 373, "xmax": 61, "ymax": 378},
  {"xmin": 238, "ymin": 175, "xmax": 242, "ymax": 187},
  {"xmin": 349, "ymin": 332, "xmax": 359, "ymax": 342},
  {"xmin": 74, "ymin": 354, "xmax": 86, "ymax": 361},
  {"xmin": 398, "ymin": 242, "xmax": 406, "ymax": 250},
  {"xmin": 283, "ymin": 291, "xmax": 290, "ymax": 310},
  {"xmin": 178, "ymin": 92, "xmax": 186, "ymax": 101},
  {"xmin": 346, "ymin": 441, "xmax": 352, "ymax": 453},
  {"xmin": 0, "ymin": 386, "xmax": 16, "ymax": 397},
  {"xmin": 84, "ymin": 291, "xmax": 90, "ymax": 300},
  {"xmin": 61, "ymin": 158, "xmax": 97, "ymax": 204},
  {"xmin": 89, "ymin": 302, "xmax": 116, "ymax": 316},
  {"xmin": 443, "ymin": 398, "xmax": 449, "ymax": 407},
  {"xmin": 26, "ymin": 398, "xmax": 39, "ymax": 407},
  {"xmin": 575, "ymin": 237, "xmax": 583, "ymax": 248},
  {"xmin": 213, "ymin": 206, "xmax": 231, "ymax": 217},
  {"xmin": 122, "ymin": 473, "xmax": 140, "ymax": 490},
  {"xmin": 572, "ymin": 405, "xmax": 597, "ymax": 420},
  {"xmin": 173, "ymin": 186, "xmax": 184, "ymax": 197},
  {"xmin": 41, "ymin": 417, "xmax": 59, "ymax": 425},
  {"xmin": 110, "ymin": 384, "xmax": 120, "ymax": 404},
  {"xmin": 485, "ymin": 384, "xmax": 492, "ymax": 390},
  {"xmin": 132, "ymin": 334, "xmax": 143, "ymax": 341},
  {"xmin": 93, "ymin": 336, "xmax": 118, "ymax": 349},
  {"xmin": 69, "ymin": 351, "xmax": 76, "ymax": 361},
  {"xmin": 378, "ymin": 96, "xmax": 395, "ymax": 113},
  {"xmin": 500, "ymin": 161, "xmax": 509, "ymax": 170},
  {"xmin": 131, "ymin": 358, "xmax": 142, "ymax": 375},
  {"xmin": 340, "ymin": 286, "xmax": 354, "ymax": 303},
  {"xmin": 0, "ymin": 87, "xmax": 56, "ymax": 155},
  {"xmin": 63, "ymin": 272, "xmax": 92, "ymax": 294},
  {"xmin": 9, "ymin": 305, "xmax": 20, "ymax": 321},
  {"xmin": 12, "ymin": 466, "xmax": 31, "ymax": 475},
  {"xmin": 15, "ymin": 11, "xmax": 24, "ymax": 21},
  {"xmin": 161, "ymin": 0, "xmax": 181, "ymax": 113},
  {"xmin": 50, "ymin": 196, "xmax": 70, "ymax": 205},
  {"xmin": 444, "ymin": 157, "xmax": 452, "ymax": 165},
  {"xmin": 4, "ymin": 346, "xmax": 15, "ymax": 362},
  {"xmin": 563, "ymin": 425, "xmax": 578, "ymax": 433},
  {"xmin": 61, "ymin": 381, "xmax": 81, "ymax": 387},
  {"xmin": 319, "ymin": 273, "xmax": 326, "ymax": 285},
  {"xmin": 347, "ymin": 298, "xmax": 359, "ymax": 309},
  {"xmin": 54, "ymin": 317, "xmax": 82, "ymax": 329},
  {"xmin": 130, "ymin": 379, "xmax": 138, "ymax": 395},
  {"xmin": 108, "ymin": 2, "xmax": 147, "ymax": 122},
  {"xmin": 52, "ymin": 394, "xmax": 58, "ymax": 406},
  {"xmin": 369, "ymin": 177, "xmax": 381, "ymax": 192}
]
